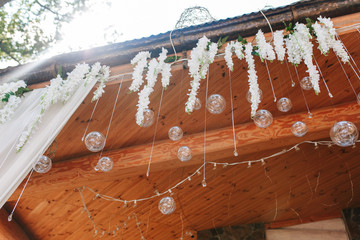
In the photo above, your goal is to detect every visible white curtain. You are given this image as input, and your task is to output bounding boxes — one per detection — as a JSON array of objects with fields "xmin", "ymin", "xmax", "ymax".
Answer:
[{"xmin": 0, "ymin": 79, "xmax": 98, "ymax": 207}]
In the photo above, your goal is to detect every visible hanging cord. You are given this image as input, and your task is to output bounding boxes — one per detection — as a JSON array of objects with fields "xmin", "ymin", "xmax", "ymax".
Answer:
[
  {"xmin": 259, "ymin": 9, "xmax": 274, "ymax": 42},
  {"xmin": 169, "ymin": 30, "xmax": 178, "ymax": 61},
  {"xmin": 82, "ymin": 98, "xmax": 100, "ymax": 141},
  {"xmin": 228, "ymin": 69, "xmax": 238, "ymax": 156},
  {"xmin": 265, "ymin": 60, "xmax": 277, "ymax": 102},
  {"xmin": 146, "ymin": 87, "xmax": 165, "ymax": 177},
  {"xmin": 336, "ymin": 33, "xmax": 360, "ymax": 75},
  {"xmin": 294, "ymin": 66, "xmax": 312, "ymax": 118},
  {"xmin": 285, "ymin": 58, "xmax": 296, "ymax": 87},
  {"xmin": 312, "ymin": 56, "xmax": 333, "ymax": 98},
  {"xmin": 8, "ymin": 169, "xmax": 34, "ymax": 221},
  {"xmin": 98, "ymin": 76, "xmax": 124, "ymax": 159},
  {"xmin": 335, "ymin": 53, "xmax": 358, "ymax": 99},
  {"xmin": 202, "ymin": 68, "xmax": 210, "ymax": 186}
]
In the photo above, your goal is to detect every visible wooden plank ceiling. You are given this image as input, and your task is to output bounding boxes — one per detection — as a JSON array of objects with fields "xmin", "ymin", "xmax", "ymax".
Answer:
[{"xmin": 4, "ymin": 14, "xmax": 360, "ymax": 239}]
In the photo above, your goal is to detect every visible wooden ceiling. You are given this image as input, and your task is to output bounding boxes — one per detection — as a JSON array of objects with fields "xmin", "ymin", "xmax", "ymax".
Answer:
[{"xmin": 4, "ymin": 13, "xmax": 360, "ymax": 240}]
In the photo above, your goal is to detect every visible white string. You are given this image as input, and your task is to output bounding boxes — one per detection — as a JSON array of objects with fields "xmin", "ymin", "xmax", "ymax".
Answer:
[
  {"xmin": 82, "ymin": 140, "xmax": 346, "ymax": 204},
  {"xmin": 313, "ymin": 56, "xmax": 333, "ymax": 98},
  {"xmin": 335, "ymin": 53, "xmax": 358, "ymax": 98},
  {"xmin": 285, "ymin": 58, "xmax": 295, "ymax": 87},
  {"xmin": 98, "ymin": 76, "xmax": 124, "ymax": 159},
  {"xmin": 294, "ymin": 66, "xmax": 312, "ymax": 118},
  {"xmin": 82, "ymin": 98, "xmax": 99, "ymax": 141},
  {"xmin": 203, "ymin": 68, "xmax": 210, "ymax": 185},
  {"xmin": 228, "ymin": 69, "xmax": 237, "ymax": 156},
  {"xmin": 336, "ymin": 33, "xmax": 360, "ymax": 75},
  {"xmin": 169, "ymin": 30, "xmax": 178, "ymax": 61},
  {"xmin": 146, "ymin": 88, "xmax": 165, "ymax": 177},
  {"xmin": 8, "ymin": 169, "xmax": 34, "ymax": 221},
  {"xmin": 265, "ymin": 60, "xmax": 277, "ymax": 102}
]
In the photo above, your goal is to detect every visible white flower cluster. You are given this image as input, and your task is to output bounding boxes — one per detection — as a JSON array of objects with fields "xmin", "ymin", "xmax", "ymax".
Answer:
[
  {"xmin": 91, "ymin": 64, "xmax": 110, "ymax": 101},
  {"xmin": 129, "ymin": 51, "xmax": 151, "ymax": 92},
  {"xmin": 186, "ymin": 36, "xmax": 218, "ymax": 113},
  {"xmin": 0, "ymin": 95, "xmax": 21, "ymax": 124},
  {"xmin": 132, "ymin": 48, "xmax": 172, "ymax": 126},
  {"xmin": 273, "ymin": 30, "xmax": 286, "ymax": 62},
  {"xmin": 16, "ymin": 63, "xmax": 110, "ymax": 151},
  {"xmin": 0, "ymin": 80, "xmax": 26, "ymax": 99},
  {"xmin": 314, "ymin": 16, "xmax": 349, "ymax": 63},
  {"xmin": 256, "ymin": 29, "xmax": 275, "ymax": 61},
  {"xmin": 286, "ymin": 23, "xmax": 320, "ymax": 94},
  {"xmin": 244, "ymin": 43, "xmax": 261, "ymax": 117},
  {"xmin": 224, "ymin": 41, "xmax": 244, "ymax": 71}
]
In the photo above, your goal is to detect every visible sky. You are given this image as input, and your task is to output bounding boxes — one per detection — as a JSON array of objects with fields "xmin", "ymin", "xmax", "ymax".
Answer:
[
  {"xmin": 2, "ymin": 0, "xmax": 300, "ymax": 68},
  {"xmin": 43, "ymin": 0, "xmax": 299, "ymax": 56}
]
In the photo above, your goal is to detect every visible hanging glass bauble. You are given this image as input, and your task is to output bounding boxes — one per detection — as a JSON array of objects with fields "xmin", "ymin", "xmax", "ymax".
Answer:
[
  {"xmin": 206, "ymin": 94, "xmax": 226, "ymax": 114},
  {"xmin": 246, "ymin": 89, "xmax": 263, "ymax": 103},
  {"xmin": 94, "ymin": 157, "xmax": 113, "ymax": 172},
  {"xmin": 141, "ymin": 109, "xmax": 154, "ymax": 127},
  {"xmin": 253, "ymin": 109, "xmax": 273, "ymax": 128},
  {"xmin": 177, "ymin": 146, "xmax": 192, "ymax": 162},
  {"xmin": 85, "ymin": 131, "xmax": 106, "ymax": 152},
  {"xmin": 158, "ymin": 196, "xmax": 176, "ymax": 215},
  {"xmin": 277, "ymin": 97, "xmax": 292, "ymax": 112},
  {"xmin": 33, "ymin": 155, "xmax": 52, "ymax": 173},
  {"xmin": 300, "ymin": 77, "xmax": 313, "ymax": 90},
  {"xmin": 291, "ymin": 121, "xmax": 308, "ymax": 137},
  {"xmin": 194, "ymin": 97, "xmax": 201, "ymax": 110},
  {"xmin": 168, "ymin": 126, "xmax": 183, "ymax": 141},
  {"xmin": 330, "ymin": 121, "xmax": 359, "ymax": 147}
]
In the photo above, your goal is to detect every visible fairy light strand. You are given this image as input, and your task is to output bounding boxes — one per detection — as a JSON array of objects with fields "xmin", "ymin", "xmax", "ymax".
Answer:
[{"xmin": 81, "ymin": 140, "xmax": 348, "ymax": 204}]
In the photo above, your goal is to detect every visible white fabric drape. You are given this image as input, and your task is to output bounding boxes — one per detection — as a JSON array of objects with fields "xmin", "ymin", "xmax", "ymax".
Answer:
[{"xmin": 0, "ymin": 79, "xmax": 98, "ymax": 207}]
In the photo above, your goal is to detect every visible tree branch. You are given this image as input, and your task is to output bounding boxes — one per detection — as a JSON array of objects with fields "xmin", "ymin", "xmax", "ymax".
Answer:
[
  {"xmin": 34, "ymin": 0, "xmax": 59, "ymax": 17},
  {"xmin": 0, "ymin": 42, "xmax": 20, "ymax": 64}
]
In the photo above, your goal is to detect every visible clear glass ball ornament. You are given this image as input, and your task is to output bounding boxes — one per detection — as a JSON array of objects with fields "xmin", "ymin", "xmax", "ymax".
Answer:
[
  {"xmin": 33, "ymin": 155, "xmax": 52, "ymax": 173},
  {"xmin": 177, "ymin": 146, "xmax": 192, "ymax": 162},
  {"xmin": 85, "ymin": 131, "xmax": 106, "ymax": 152},
  {"xmin": 246, "ymin": 89, "xmax": 263, "ymax": 103},
  {"xmin": 158, "ymin": 196, "xmax": 176, "ymax": 215},
  {"xmin": 168, "ymin": 126, "xmax": 183, "ymax": 141},
  {"xmin": 253, "ymin": 109, "xmax": 273, "ymax": 128},
  {"xmin": 330, "ymin": 121, "xmax": 359, "ymax": 147},
  {"xmin": 277, "ymin": 97, "xmax": 292, "ymax": 112},
  {"xmin": 141, "ymin": 109, "xmax": 154, "ymax": 127},
  {"xmin": 291, "ymin": 121, "xmax": 308, "ymax": 137},
  {"xmin": 300, "ymin": 77, "xmax": 313, "ymax": 90},
  {"xmin": 206, "ymin": 94, "xmax": 226, "ymax": 114},
  {"xmin": 94, "ymin": 157, "xmax": 113, "ymax": 172},
  {"xmin": 194, "ymin": 98, "xmax": 201, "ymax": 110}
]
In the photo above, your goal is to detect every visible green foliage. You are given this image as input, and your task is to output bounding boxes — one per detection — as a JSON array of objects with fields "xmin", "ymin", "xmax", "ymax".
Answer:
[
  {"xmin": 0, "ymin": 0, "xmax": 87, "ymax": 64},
  {"xmin": 284, "ymin": 21, "xmax": 294, "ymax": 34},
  {"xmin": 1, "ymin": 86, "xmax": 31, "ymax": 102},
  {"xmin": 305, "ymin": 17, "xmax": 315, "ymax": 36},
  {"xmin": 164, "ymin": 55, "xmax": 180, "ymax": 63},
  {"xmin": 237, "ymin": 35, "xmax": 247, "ymax": 44},
  {"xmin": 216, "ymin": 36, "xmax": 228, "ymax": 49}
]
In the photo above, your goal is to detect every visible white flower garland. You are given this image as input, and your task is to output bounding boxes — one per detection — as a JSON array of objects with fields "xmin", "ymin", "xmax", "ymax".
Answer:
[
  {"xmin": 256, "ymin": 29, "xmax": 275, "ymax": 61},
  {"xmin": 314, "ymin": 16, "xmax": 349, "ymax": 63},
  {"xmin": 16, "ymin": 63, "xmax": 110, "ymax": 151},
  {"xmin": 129, "ymin": 51, "xmax": 151, "ymax": 92},
  {"xmin": 286, "ymin": 23, "xmax": 320, "ymax": 94},
  {"xmin": 0, "ymin": 80, "xmax": 27, "ymax": 124},
  {"xmin": 132, "ymin": 48, "xmax": 172, "ymax": 126},
  {"xmin": 224, "ymin": 41, "xmax": 244, "ymax": 71},
  {"xmin": 273, "ymin": 30, "xmax": 286, "ymax": 62},
  {"xmin": 244, "ymin": 43, "xmax": 261, "ymax": 117},
  {"xmin": 186, "ymin": 36, "xmax": 218, "ymax": 113}
]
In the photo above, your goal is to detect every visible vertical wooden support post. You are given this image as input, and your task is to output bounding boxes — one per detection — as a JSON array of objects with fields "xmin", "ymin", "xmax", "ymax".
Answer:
[
  {"xmin": 0, "ymin": 208, "xmax": 30, "ymax": 240},
  {"xmin": 343, "ymin": 208, "xmax": 360, "ymax": 240},
  {"xmin": 197, "ymin": 223, "xmax": 266, "ymax": 240}
]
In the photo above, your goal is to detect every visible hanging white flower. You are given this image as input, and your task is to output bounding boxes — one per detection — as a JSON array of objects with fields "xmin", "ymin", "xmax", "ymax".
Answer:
[
  {"xmin": 224, "ymin": 41, "xmax": 244, "ymax": 71},
  {"xmin": 286, "ymin": 23, "xmax": 320, "ymax": 94},
  {"xmin": 134, "ymin": 48, "xmax": 172, "ymax": 126},
  {"xmin": 273, "ymin": 30, "xmax": 286, "ymax": 62},
  {"xmin": 256, "ymin": 29, "xmax": 275, "ymax": 61},
  {"xmin": 129, "ymin": 51, "xmax": 151, "ymax": 92},
  {"xmin": 91, "ymin": 64, "xmax": 110, "ymax": 102},
  {"xmin": 62, "ymin": 63, "xmax": 90, "ymax": 103},
  {"xmin": 0, "ymin": 80, "xmax": 27, "ymax": 125},
  {"xmin": 315, "ymin": 16, "xmax": 349, "ymax": 63},
  {"xmin": 186, "ymin": 36, "xmax": 218, "ymax": 113},
  {"xmin": 244, "ymin": 43, "xmax": 261, "ymax": 117}
]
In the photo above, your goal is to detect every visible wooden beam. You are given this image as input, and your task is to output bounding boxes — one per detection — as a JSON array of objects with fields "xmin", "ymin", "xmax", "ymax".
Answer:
[
  {"xmin": 8, "ymin": 102, "xmax": 360, "ymax": 199},
  {"xmin": 0, "ymin": 209, "xmax": 30, "ymax": 240}
]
